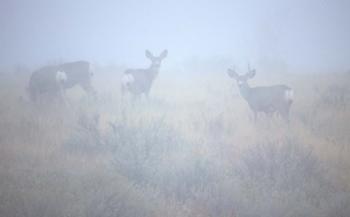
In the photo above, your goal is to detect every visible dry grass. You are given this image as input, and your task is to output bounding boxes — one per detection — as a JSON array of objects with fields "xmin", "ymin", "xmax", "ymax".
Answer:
[{"xmin": 0, "ymin": 66, "xmax": 349, "ymax": 217}]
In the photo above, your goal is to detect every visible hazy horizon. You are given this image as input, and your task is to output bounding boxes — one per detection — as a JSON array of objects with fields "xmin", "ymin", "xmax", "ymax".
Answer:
[
  {"xmin": 1, "ymin": 1, "xmax": 350, "ymax": 217},
  {"xmin": 1, "ymin": 0, "xmax": 350, "ymax": 73}
]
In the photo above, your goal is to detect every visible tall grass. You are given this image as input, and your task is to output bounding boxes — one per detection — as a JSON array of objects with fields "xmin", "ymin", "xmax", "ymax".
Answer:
[{"xmin": 0, "ymin": 67, "xmax": 349, "ymax": 217}]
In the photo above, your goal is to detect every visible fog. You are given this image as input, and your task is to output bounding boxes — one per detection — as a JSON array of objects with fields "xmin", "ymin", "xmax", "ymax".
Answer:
[
  {"xmin": 1, "ymin": 1, "xmax": 350, "ymax": 217},
  {"xmin": 2, "ymin": 0, "xmax": 350, "ymax": 72}
]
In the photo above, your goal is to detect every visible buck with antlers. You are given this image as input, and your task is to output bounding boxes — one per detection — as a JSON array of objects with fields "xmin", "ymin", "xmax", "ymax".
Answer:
[
  {"xmin": 227, "ymin": 65, "xmax": 293, "ymax": 121},
  {"xmin": 121, "ymin": 49, "xmax": 168, "ymax": 97}
]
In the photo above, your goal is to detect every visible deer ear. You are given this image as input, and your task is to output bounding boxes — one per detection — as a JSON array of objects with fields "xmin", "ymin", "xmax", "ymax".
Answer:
[
  {"xmin": 160, "ymin": 49, "xmax": 168, "ymax": 59},
  {"xmin": 227, "ymin": 69, "xmax": 238, "ymax": 78},
  {"xmin": 247, "ymin": 70, "xmax": 256, "ymax": 78},
  {"xmin": 145, "ymin": 50, "xmax": 154, "ymax": 59}
]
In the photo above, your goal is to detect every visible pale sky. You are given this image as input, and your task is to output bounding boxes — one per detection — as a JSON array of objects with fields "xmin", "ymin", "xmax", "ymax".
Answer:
[{"xmin": 1, "ymin": 0, "xmax": 349, "ymax": 72}]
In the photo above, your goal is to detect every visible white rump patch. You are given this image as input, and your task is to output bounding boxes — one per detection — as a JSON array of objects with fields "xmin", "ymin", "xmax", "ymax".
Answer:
[
  {"xmin": 56, "ymin": 70, "xmax": 67, "ymax": 83},
  {"xmin": 284, "ymin": 89, "xmax": 294, "ymax": 101},
  {"xmin": 122, "ymin": 74, "xmax": 134, "ymax": 86}
]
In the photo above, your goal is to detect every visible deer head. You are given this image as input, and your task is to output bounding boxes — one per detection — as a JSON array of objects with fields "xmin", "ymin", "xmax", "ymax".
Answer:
[
  {"xmin": 227, "ymin": 64, "xmax": 256, "ymax": 87},
  {"xmin": 146, "ymin": 49, "xmax": 168, "ymax": 70}
]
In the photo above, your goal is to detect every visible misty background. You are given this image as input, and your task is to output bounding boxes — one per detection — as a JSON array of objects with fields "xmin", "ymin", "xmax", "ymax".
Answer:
[
  {"xmin": 1, "ymin": 0, "xmax": 349, "ymax": 73},
  {"xmin": 1, "ymin": 1, "xmax": 350, "ymax": 217}
]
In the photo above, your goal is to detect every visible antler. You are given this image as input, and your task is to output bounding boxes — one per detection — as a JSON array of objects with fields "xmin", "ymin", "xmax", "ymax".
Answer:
[
  {"xmin": 248, "ymin": 63, "xmax": 254, "ymax": 73},
  {"xmin": 246, "ymin": 62, "xmax": 256, "ymax": 78},
  {"xmin": 247, "ymin": 62, "xmax": 256, "ymax": 73}
]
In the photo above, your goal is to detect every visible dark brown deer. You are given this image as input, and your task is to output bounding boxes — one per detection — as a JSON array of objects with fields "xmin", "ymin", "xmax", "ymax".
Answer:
[
  {"xmin": 121, "ymin": 50, "xmax": 167, "ymax": 97},
  {"xmin": 28, "ymin": 61, "xmax": 95, "ymax": 102},
  {"xmin": 227, "ymin": 65, "xmax": 293, "ymax": 121},
  {"xmin": 58, "ymin": 61, "xmax": 95, "ymax": 95}
]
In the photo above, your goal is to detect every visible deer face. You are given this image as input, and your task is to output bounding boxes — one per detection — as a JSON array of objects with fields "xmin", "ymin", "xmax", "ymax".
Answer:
[
  {"xmin": 227, "ymin": 67, "xmax": 256, "ymax": 87},
  {"xmin": 146, "ymin": 49, "xmax": 168, "ymax": 68}
]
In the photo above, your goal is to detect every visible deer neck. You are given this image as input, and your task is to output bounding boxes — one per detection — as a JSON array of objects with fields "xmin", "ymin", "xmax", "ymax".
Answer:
[{"xmin": 148, "ymin": 65, "xmax": 160, "ymax": 79}]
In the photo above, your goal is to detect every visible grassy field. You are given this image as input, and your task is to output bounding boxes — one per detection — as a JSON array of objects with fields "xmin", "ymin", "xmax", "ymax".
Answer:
[{"xmin": 0, "ymin": 66, "xmax": 349, "ymax": 217}]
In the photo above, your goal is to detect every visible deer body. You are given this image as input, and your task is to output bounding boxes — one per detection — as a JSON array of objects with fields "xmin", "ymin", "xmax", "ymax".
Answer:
[
  {"xmin": 122, "ymin": 50, "xmax": 167, "ymax": 97},
  {"xmin": 28, "ymin": 65, "xmax": 65, "ymax": 102},
  {"xmin": 28, "ymin": 61, "xmax": 95, "ymax": 102},
  {"xmin": 123, "ymin": 67, "xmax": 159, "ymax": 95},
  {"xmin": 227, "ymin": 67, "xmax": 293, "ymax": 121},
  {"xmin": 58, "ymin": 61, "xmax": 95, "ymax": 94}
]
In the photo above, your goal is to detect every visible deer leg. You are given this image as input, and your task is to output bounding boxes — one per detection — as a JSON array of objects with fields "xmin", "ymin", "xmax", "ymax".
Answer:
[
  {"xmin": 81, "ymin": 82, "xmax": 97, "ymax": 100},
  {"xmin": 31, "ymin": 92, "xmax": 38, "ymax": 103},
  {"xmin": 121, "ymin": 85, "xmax": 126, "ymax": 97},
  {"xmin": 130, "ymin": 93, "xmax": 140, "ymax": 106},
  {"xmin": 253, "ymin": 111, "xmax": 258, "ymax": 122},
  {"xmin": 121, "ymin": 85, "xmax": 128, "ymax": 105},
  {"xmin": 266, "ymin": 111, "xmax": 274, "ymax": 118},
  {"xmin": 60, "ymin": 89, "xmax": 72, "ymax": 107},
  {"xmin": 283, "ymin": 114, "xmax": 290, "ymax": 123},
  {"xmin": 144, "ymin": 91, "xmax": 151, "ymax": 102},
  {"xmin": 280, "ymin": 108, "xmax": 290, "ymax": 123}
]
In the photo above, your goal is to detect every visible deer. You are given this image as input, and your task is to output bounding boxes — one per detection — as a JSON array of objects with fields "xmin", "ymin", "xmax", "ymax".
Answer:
[
  {"xmin": 58, "ymin": 61, "xmax": 95, "ymax": 95},
  {"xmin": 227, "ymin": 65, "xmax": 293, "ymax": 122},
  {"xmin": 28, "ymin": 61, "xmax": 96, "ymax": 102},
  {"xmin": 121, "ymin": 49, "xmax": 168, "ymax": 97}
]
